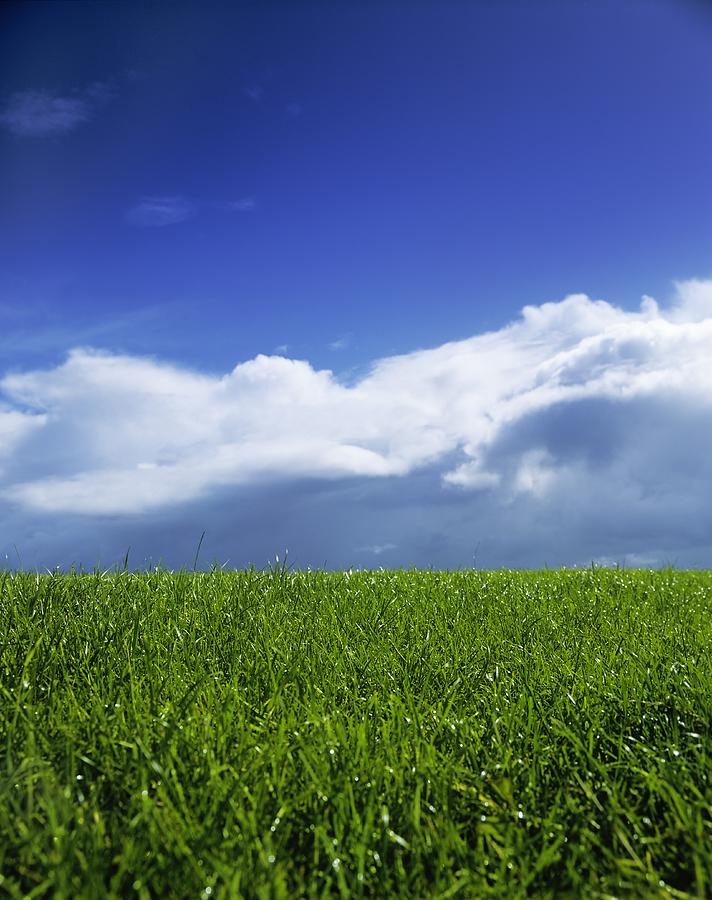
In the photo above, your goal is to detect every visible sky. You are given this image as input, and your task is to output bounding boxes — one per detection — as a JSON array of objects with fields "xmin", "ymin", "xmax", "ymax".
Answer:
[{"xmin": 1, "ymin": 0, "xmax": 712, "ymax": 571}]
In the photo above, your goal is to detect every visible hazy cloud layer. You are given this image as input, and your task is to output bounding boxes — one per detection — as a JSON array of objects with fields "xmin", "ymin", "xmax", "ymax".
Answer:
[{"xmin": 2, "ymin": 280, "xmax": 712, "ymax": 568}]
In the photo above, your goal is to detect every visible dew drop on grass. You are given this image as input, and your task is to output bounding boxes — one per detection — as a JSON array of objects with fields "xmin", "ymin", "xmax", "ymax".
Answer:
[{"xmin": 267, "ymin": 855, "xmax": 275, "ymax": 865}]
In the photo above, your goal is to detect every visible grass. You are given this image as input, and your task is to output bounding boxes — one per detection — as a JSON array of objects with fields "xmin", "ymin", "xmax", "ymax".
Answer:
[{"xmin": 1, "ymin": 565, "xmax": 711, "ymax": 898}]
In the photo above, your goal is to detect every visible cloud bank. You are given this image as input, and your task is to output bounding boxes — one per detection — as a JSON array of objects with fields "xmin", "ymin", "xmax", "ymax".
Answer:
[{"xmin": 2, "ymin": 280, "xmax": 712, "ymax": 568}]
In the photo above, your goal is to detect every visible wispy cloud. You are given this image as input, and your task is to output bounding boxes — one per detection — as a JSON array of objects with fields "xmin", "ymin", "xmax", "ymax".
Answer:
[
  {"xmin": 130, "ymin": 196, "xmax": 256, "ymax": 226},
  {"xmin": 3, "ymin": 279, "xmax": 712, "ymax": 568},
  {"xmin": 0, "ymin": 302, "xmax": 37, "ymax": 322},
  {"xmin": 0, "ymin": 303, "xmax": 177, "ymax": 362},
  {"xmin": 224, "ymin": 198, "xmax": 256, "ymax": 212},
  {"xmin": 125, "ymin": 196, "xmax": 196, "ymax": 228},
  {"xmin": 329, "ymin": 334, "xmax": 351, "ymax": 351},
  {"xmin": 0, "ymin": 82, "xmax": 113, "ymax": 137},
  {"xmin": 0, "ymin": 91, "xmax": 90, "ymax": 137},
  {"xmin": 243, "ymin": 86, "xmax": 263, "ymax": 103},
  {"xmin": 355, "ymin": 543, "xmax": 397, "ymax": 556}
]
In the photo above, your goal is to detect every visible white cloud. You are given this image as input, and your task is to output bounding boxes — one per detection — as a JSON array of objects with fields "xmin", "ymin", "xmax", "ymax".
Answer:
[
  {"xmin": 667, "ymin": 278, "xmax": 712, "ymax": 322},
  {"xmin": 0, "ymin": 83, "xmax": 113, "ymax": 137},
  {"xmin": 125, "ymin": 196, "xmax": 196, "ymax": 227},
  {"xmin": 2, "ymin": 279, "xmax": 712, "ymax": 564},
  {"xmin": 511, "ymin": 449, "xmax": 557, "ymax": 497},
  {"xmin": 0, "ymin": 407, "xmax": 46, "ymax": 462}
]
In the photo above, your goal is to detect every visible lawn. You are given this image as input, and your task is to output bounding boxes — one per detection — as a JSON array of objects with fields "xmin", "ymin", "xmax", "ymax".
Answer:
[{"xmin": 1, "ymin": 566, "xmax": 710, "ymax": 898}]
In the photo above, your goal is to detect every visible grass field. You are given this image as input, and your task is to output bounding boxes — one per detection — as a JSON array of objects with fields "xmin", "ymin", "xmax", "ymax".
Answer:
[{"xmin": 1, "ymin": 566, "xmax": 710, "ymax": 898}]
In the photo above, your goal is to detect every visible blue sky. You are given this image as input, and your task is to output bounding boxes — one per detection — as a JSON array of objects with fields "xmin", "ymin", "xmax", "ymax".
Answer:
[{"xmin": 2, "ymin": 0, "xmax": 712, "ymax": 570}]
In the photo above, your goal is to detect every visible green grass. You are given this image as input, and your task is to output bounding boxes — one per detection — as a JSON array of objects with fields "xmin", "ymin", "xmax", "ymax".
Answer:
[{"xmin": 1, "ymin": 566, "xmax": 711, "ymax": 898}]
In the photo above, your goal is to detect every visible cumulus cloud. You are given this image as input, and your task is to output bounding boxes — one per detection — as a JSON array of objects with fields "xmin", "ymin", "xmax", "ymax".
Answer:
[
  {"xmin": 0, "ymin": 83, "xmax": 112, "ymax": 137},
  {"xmin": 125, "ymin": 196, "xmax": 196, "ymax": 227},
  {"xmin": 2, "ymin": 279, "xmax": 712, "ymax": 567}
]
